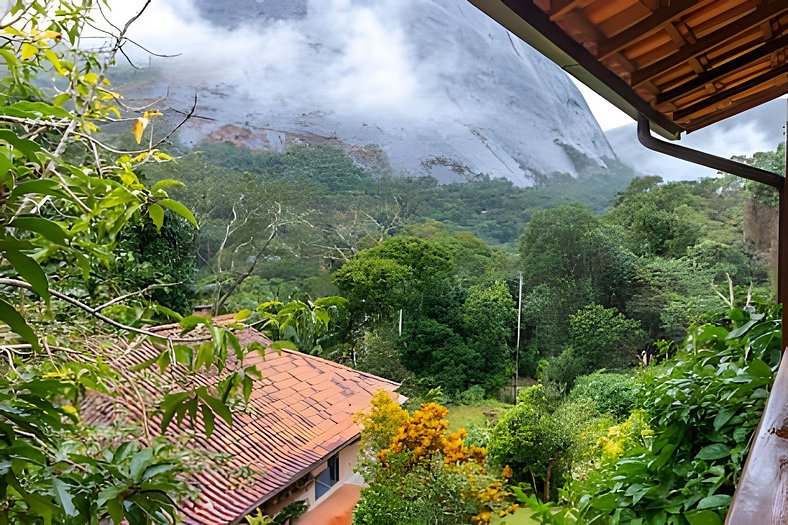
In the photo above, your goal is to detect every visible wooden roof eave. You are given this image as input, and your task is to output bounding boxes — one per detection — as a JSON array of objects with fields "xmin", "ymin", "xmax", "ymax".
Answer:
[{"xmin": 468, "ymin": 0, "xmax": 685, "ymax": 139}]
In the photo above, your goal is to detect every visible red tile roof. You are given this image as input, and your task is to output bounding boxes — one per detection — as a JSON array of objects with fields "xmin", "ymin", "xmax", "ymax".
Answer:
[{"xmin": 83, "ymin": 315, "xmax": 399, "ymax": 524}]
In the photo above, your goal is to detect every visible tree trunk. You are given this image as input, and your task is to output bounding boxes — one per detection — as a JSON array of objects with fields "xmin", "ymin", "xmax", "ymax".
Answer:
[{"xmin": 543, "ymin": 459, "xmax": 553, "ymax": 501}]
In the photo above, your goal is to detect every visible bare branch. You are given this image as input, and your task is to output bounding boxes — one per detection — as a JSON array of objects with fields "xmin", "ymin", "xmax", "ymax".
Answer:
[
  {"xmin": 0, "ymin": 279, "xmax": 210, "ymax": 343},
  {"xmin": 95, "ymin": 283, "xmax": 181, "ymax": 311}
]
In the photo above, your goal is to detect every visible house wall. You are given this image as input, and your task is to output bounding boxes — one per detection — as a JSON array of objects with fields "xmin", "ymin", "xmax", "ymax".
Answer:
[{"xmin": 263, "ymin": 440, "xmax": 362, "ymax": 517}]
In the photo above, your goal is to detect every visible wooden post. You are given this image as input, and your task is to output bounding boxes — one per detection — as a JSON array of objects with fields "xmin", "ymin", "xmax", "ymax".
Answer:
[
  {"xmin": 781, "ymin": 188, "xmax": 787, "ymax": 353},
  {"xmin": 782, "ymin": 102, "xmax": 788, "ymax": 353}
]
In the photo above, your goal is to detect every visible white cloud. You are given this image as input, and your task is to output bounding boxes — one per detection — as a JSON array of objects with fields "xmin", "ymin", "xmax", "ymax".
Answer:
[{"xmin": 99, "ymin": 0, "xmax": 440, "ymax": 120}]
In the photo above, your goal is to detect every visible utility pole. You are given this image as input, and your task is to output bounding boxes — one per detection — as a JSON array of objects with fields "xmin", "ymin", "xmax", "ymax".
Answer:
[{"xmin": 515, "ymin": 272, "xmax": 523, "ymax": 402}]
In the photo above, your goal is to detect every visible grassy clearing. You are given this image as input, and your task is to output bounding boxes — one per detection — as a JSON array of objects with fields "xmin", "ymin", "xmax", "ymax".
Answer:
[
  {"xmin": 494, "ymin": 507, "xmax": 540, "ymax": 525},
  {"xmin": 445, "ymin": 400, "xmax": 512, "ymax": 432}
]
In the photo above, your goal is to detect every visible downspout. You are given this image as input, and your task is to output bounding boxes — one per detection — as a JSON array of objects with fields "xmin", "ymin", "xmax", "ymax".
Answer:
[
  {"xmin": 636, "ymin": 114, "xmax": 786, "ymax": 351},
  {"xmin": 636, "ymin": 115, "xmax": 783, "ymax": 190}
]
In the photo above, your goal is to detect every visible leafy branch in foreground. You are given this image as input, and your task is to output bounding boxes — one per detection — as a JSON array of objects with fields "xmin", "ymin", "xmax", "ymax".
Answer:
[
  {"xmin": 0, "ymin": 2, "xmax": 260, "ymax": 523},
  {"xmin": 519, "ymin": 301, "xmax": 781, "ymax": 525}
]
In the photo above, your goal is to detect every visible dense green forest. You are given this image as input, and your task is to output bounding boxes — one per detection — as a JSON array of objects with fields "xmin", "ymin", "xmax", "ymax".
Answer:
[{"xmin": 138, "ymin": 140, "xmax": 777, "ymax": 393}]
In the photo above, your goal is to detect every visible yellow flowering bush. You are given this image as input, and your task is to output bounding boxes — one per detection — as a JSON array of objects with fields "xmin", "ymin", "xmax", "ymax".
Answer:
[
  {"xmin": 353, "ymin": 389, "xmax": 409, "ymax": 453},
  {"xmin": 353, "ymin": 395, "xmax": 518, "ymax": 525}
]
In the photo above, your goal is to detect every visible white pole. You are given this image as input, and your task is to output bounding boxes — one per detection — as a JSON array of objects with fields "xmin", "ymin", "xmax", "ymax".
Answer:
[
  {"xmin": 398, "ymin": 308, "xmax": 403, "ymax": 336},
  {"xmin": 515, "ymin": 272, "xmax": 523, "ymax": 401}
]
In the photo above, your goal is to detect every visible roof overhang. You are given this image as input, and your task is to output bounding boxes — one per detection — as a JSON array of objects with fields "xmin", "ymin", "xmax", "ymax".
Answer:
[{"xmin": 468, "ymin": 0, "xmax": 787, "ymax": 140}]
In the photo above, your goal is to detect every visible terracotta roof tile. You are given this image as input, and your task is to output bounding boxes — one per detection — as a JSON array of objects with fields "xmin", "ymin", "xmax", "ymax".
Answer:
[{"xmin": 82, "ymin": 315, "xmax": 399, "ymax": 524}]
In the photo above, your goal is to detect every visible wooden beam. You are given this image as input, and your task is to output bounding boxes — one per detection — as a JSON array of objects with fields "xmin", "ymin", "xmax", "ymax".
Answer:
[
  {"xmin": 546, "ymin": 0, "xmax": 593, "ymax": 20},
  {"xmin": 596, "ymin": 0, "xmax": 714, "ymax": 60},
  {"xmin": 631, "ymin": 2, "xmax": 788, "ymax": 87},
  {"xmin": 682, "ymin": 83, "xmax": 788, "ymax": 131},
  {"xmin": 656, "ymin": 34, "xmax": 788, "ymax": 104},
  {"xmin": 673, "ymin": 64, "xmax": 787, "ymax": 121},
  {"xmin": 498, "ymin": 0, "xmax": 685, "ymax": 136}
]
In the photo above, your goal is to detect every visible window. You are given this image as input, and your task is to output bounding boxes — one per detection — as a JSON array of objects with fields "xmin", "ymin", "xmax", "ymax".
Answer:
[{"xmin": 315, "ymin": 454, "xmax": 339, "ymax": 500}]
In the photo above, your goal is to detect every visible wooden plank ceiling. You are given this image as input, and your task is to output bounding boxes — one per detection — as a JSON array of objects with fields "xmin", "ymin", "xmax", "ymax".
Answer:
[{"xmin": 472, "ymin": 0, "xmax": 787, "ymax": 136}]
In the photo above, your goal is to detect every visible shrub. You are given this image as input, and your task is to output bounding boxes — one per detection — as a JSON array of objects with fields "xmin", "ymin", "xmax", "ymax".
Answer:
[
  {"xmin": 458, "ymin": 385, "xmax": 486, "ymax": 405},
  {"xmin": 354, "ymin": 401, "xmax": 518, "ymax": 524},
  {"xmin": 568, "ymin": 371, "xmax": 635, "ymax": 420},
  {"xmin": 520, "ymin": 303, "xmax": 781, "ymax": 523}
]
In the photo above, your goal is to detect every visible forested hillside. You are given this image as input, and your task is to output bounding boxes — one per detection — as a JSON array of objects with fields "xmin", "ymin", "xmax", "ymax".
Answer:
[{"xmin": 138, "ymin": 140, "xmax": 779, "ymax": 397}]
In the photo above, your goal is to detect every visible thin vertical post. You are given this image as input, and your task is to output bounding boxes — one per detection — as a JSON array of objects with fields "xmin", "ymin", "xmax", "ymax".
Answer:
[
  {"xmin": 515, "ymin": 272, "xmax": 523, "ymax": 401},
  {"xmin": 398, "ymin": 309, "xmax": 403, "ymax": 336},
  {"xmin": 782, "ymin": 101, "xmax": 788, "ymax": 353}
]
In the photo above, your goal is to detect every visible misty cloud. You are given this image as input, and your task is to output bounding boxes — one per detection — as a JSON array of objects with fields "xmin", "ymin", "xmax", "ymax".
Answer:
[
  {"xmin": 103, "ymin": 0, "xmax": 456, "ymax": 121},
  {"xmin": 96, "ymin": 0, "xmax": 617, "ymax": 184}
]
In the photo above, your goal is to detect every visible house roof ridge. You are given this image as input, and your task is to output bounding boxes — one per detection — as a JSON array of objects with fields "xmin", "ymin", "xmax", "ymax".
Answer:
[{"xmin": 276, "ymin": 347, "xmax": 400, "ymax": 388}]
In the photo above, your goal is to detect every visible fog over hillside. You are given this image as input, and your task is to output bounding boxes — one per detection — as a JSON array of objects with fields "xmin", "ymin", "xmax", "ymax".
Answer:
[{"xmin": 104, "ymin": 0, "xmax": 619, "ymax": 185}]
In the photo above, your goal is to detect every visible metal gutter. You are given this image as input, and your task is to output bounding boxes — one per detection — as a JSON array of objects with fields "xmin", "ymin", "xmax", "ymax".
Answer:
[{"xmin": 635, "ymin": 115, "xmax": 784, "ymax": 189}]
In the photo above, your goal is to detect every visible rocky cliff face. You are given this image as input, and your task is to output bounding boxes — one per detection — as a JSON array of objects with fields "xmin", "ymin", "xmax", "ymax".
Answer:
[{"xmin": 122, "ymin": 0, "xmax": 616, "ymax": 185}]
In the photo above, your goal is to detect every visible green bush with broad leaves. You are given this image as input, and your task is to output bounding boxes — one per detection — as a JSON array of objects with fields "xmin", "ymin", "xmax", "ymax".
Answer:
[
  {"xmin": 0, "ymin": 2, "xmax": 264, "ymax": 523},
  {"xmin": 520, "ymin": 302, "xmax": 781, "ymax": 525}
]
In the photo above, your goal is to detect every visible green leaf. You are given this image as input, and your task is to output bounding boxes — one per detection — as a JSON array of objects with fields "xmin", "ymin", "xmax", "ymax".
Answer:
[
  {"xmin": 198, "ymin": 392, "xmax": 233, "ymax": 427},
  {"xmin": 129, "ymin": 448, "xmax": 154, "ymax": 482},
  {"xmin": 726, "ymin": 318, "xmax": 758, "ymax": 340},
  {"xmin": 160, "ymin": 392, "xmax": 190, "ymax": 432},
  {"xmin": 154, "ymin": 305, "xmax": 183, "ymax": 321},
  {"xmin": 148, "ymin": 204, "xmax": 164, "ymax": 232},
  {"xmin": 234, "ymin": 309, "xmax": 252, "ymax": 321},
  {"xmin": 590, "ymin": 493, "xmax": 620, "ymax": 511},
  {"xmin": 180, "ymin": 315, "xmax": 209, "ymax": 332},
  {"xmin": 0, "ymin": 298, "xmax": 39, "ymax": 350},
  {"xmin": 747, "ymin": 358, "xmax": 773, "ymax": 379},
  {"xmin": 113, "ymin": 442, "xmax": 135, "ymax": 463},
  {"xmin": 713, "ymin": 407, "xmax": 736, "ymax": 431},
  {"xmin": 696, "ymin": 494, "xmax": 731, "ymax": 510},
  {"xmin": 270, "ymin": 340, "xmax": 298, "ymax": 352},
  {"xmin": 2, "ymin": 244, "xmax": 49, "ymax": 301},
  {"xmin": 97, "ymin": 485, "xmax": 124, "ymax": 507},
  {"xmin": 158, "ymin": 199, "xmax": 198, "ymax": 228},
  {"xmin": 242, "ymin": 375, "xmax": 253, "ymax": 403},
  {"xmin": 52, "ymin": 478, "xmax": 78, "ymax": 517},
  {"xmin": 201, "ymin": 403, "xmax": 215, "ymax": 438},
  {"xmin": 0, "ymin": 130, "xmax": 41, "ymax": 160},
  {"xmin": 695, "ymin": 444, "xmax": 730, "ymax": 461},
  {"xmin": 685, "ymin": 509, "xmax": 723, "ymax": 525},
  {"xmin": 4, "ymin": 101, "xmax": 71, "ymax": 119},
  {"xmin": 8, "ymin": 179, "xmax": 64, "ymax": 203},
  {"xmin": 151, "ymin": 179, "xmax": 184, "ymax": 192},
  {"xmin": 9, "ymin": 217, "xmax": 69, "ymax": 245},
  {"xmin": 107, "ymin": 497, "xmax": 124, "ymax": 524},
  {"xmin": 142, "ymin": 463, "xmax": 178, "ymax": 481}
]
